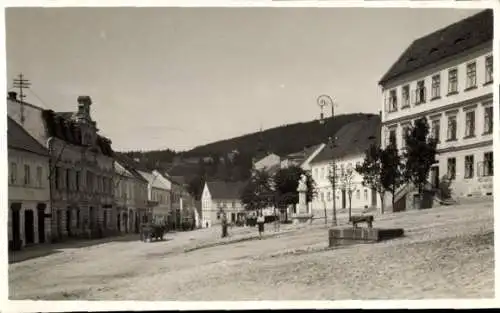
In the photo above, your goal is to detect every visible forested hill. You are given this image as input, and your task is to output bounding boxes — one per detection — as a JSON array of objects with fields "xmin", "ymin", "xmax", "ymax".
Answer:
[
  {"xmin": 183, "ymin": 113, "xmax": 376, "ymax": 158},
  {"xmin": 120, "ymin": 113, "xmax": 377, "ymax": 172}
]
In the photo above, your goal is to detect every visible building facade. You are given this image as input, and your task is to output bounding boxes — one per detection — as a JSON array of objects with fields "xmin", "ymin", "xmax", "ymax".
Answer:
[
  {"xmin": 114, "ymin": 157, "xmax": 149, "ymax": 233},
  {"xmin": 201, "ymin": 181, "xmax": 247, "ymax": 227},
  {"xmin": 379, "ymin": 10, "xmax": 494, "ymax": 199},
  {"xmin": 309, "ymin": 116, "xmax": 381, "ymax": 217},
  {"xmin": 8, "ymin": 94, "xmax": 115, "ymax": 240},
  {"xmin": 8, "ymin": 117, "xmax": 51, "ymax": 249},
  {"xmin": 139, "ymin": 170, "xmax": 171, "ymax": 224}
]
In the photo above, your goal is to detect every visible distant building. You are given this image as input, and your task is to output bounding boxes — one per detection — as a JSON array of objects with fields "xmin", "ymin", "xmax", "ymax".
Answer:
[
  {"xmin": 113, "ymin": 155, "xmax": 149, "ymax": 233},
  {"xmin": 253, "ymin": 153, "xmax": 281, "ymax": 172},
  {"xmin": 280, "ymin": 144, "xmax": 326, "ymax": 171},
  {"xmin": 7, "ymin": 117, "xmax": 51, "ymax": 249},
  {"xmin": 201, "ymin": 181, "xmax": 247, "ymax": 227},
  {"xmin": 138, "ymin": 170, "xmax": 171, "ymax": 224},
  {"xmin": 8, "ymin": 93, "xmax": 115, "ymax": 241},
  {"xmin": 309, "ymin": 116, "xmax": 381, "ymax": 217},
  {"xmin": 379, "ymin": 9, "xmax": 494, "ymax": 201}
]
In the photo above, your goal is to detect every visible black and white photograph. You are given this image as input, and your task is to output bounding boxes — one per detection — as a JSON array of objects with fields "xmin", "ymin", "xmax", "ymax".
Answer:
[{"xmin": 2, "ymin": 1, "xmax": 496, "ymax": 307}]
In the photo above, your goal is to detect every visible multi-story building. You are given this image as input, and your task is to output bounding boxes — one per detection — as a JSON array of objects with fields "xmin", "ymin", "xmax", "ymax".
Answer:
[
  {"xmin": 113, "ymin": 155, "xmax": 149, "ymax": 233},
  {"xmin": 138, "ymin": 170, "xmax": 171, "ymax": 224},
  {"xmin": 7, "ymin": 117, "xmax": 51, "ymax": 249},
  {"xmin": 309, "ymin": 116, "xmax": 381, "ymax": 217},
  {"xmin": 201, "ymin": 181, "xmax": 247, "ymax": 228},
  {"xmin": 7, "ymin": 93, "xmax": 115, "ymax": 240},
  {"xmin": 379, "ymin": 9, "xmax": 494, "ymax": 199}
]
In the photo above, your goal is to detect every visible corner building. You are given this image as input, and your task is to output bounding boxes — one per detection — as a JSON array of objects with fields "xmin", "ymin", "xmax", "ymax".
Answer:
[{"xmin": 379, "ymin": 10, "xmax": 494, "ymax": 198}]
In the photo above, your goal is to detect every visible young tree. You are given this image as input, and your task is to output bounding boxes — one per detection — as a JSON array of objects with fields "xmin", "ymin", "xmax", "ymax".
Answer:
[
  {"xmin": 380, "ymin": 141, "xmax": 403, "ymax": 209},
  {"xmin": 339, "ymin": 166, "xmax": 357, "ymax": 221},
  {"xmin": 240, "ymin": 169, "xmax": 273, "ymax": 214},
  {"xmin": 402, "ymin": 117, "xmax": 438, "ymax": 195},
  {"xmin": 355, "ymin": 144, "xmax": 386, "ymax": 214}
]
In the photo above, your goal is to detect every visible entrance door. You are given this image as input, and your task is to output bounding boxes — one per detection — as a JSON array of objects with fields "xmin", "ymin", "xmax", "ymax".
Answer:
[
  {"xmin": 66, "ymin": 208, "xmax": 71, "ymax": 236},
  {"xmin": 89, "ymin": 207, "xmax": 95, "ymax": 229},
  {"xmin": 11, "ymin": 204, "xmax": 21, "ymax": 248},
  {"xmin": 37, "ymin": 204, "xmax": 46, "ymax": 243},
  {"xmin": 430, "ymin": 166, "xmax": 440, "ymax": 189},
  {"xmin": 341, "ymin": 190, "xmax": 346, "ymax": 209},
  {"xmin": 25, "ymin": 209, "xmax": 35, "ymax": 245}
]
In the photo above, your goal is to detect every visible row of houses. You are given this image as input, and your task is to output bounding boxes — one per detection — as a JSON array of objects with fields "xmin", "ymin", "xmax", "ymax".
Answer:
[
  {"xmin": 7, "ymin": 93, "xmax": 199, "ymax": 250},
  {"xmin": 200, "ymin": 9, "xmax": 495, "ymax": 226}
]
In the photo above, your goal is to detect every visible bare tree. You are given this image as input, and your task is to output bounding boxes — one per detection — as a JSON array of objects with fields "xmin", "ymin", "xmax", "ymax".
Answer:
[{"xmin": 339, "ymin": 166, "xmax": 357, "ymax": 221}]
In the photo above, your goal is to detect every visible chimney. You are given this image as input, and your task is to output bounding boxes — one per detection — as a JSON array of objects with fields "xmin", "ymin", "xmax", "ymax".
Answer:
[
  {"xmin": 8, "ymin": 91, "xmax": 17, "ymax": 100},
  {"xmin": 77, "ymin": 95, "xmax": 92, "ymax": 119}
]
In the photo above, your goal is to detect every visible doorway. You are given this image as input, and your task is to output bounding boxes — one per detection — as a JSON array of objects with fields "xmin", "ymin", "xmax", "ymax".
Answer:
[
  {"xmin": 66, "ymin": 208, "xmax": 71, "ymax": 236},
  {"xmin": 24, "ymin": 209, "xmax": 35, "ymax": 245},
  {"xmin": 89, "ymin": 207, "xmax": 95, "ymax": 229},
  {"xmin": 11, "ymin": 203, "xmax": 21, "ymax": 249},
  {"xmin": 37, "ymin": 203, "xmax": 46, "ymax": 243},
  {"xmin": 341, "ymin": 189, "xmax": 346, "ymax": 209},
  {"xmin": 430, "ymin": 166, "xmax": 440, "ymax": 189}
]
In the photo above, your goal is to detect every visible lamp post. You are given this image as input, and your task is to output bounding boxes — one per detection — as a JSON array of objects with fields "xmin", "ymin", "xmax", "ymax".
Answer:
[{"xmin": 317, "ymin": 95, "xmax": 337, "ymax": 226}]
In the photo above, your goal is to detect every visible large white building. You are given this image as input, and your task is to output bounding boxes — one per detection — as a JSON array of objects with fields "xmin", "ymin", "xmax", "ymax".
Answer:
[
  {"xmin": 379, "ymin": 9, "xmax": 494, "ymax": 200},
  {"xmin": 309, "ymin": 116, "xmax": 381, "ymax": 218},
  {"xmin": 8, "ymin": 117, "xmax": 51, "ymax": 250},
  {"xmin": 201, "ymin": 181, "xmax": 247, "ymax": 227}
]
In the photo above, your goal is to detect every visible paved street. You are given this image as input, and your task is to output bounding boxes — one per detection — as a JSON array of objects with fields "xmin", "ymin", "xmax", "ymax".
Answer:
[{"xmin": 9, "ymin": 202, "xmax": 493, "ymax": 300}]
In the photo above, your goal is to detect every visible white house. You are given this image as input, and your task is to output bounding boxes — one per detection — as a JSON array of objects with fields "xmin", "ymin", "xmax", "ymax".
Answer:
[
  {"xmin": 8, "ymin": 117, "xmax": 51, "ymax": 250},
  {"xmin": 201, "ymin": 181, "xmax": 247, "ymax": 228},
  {"xmin": 379, "ymin": 9, "xmax": 494, "ymax": 201},
  {"xmin": 309, "ymin": 116, "xmax": 381, "ymax": 218},
  {"xmin": 138, "ymin": 170, "xmax": 171, "ymax": 223}
]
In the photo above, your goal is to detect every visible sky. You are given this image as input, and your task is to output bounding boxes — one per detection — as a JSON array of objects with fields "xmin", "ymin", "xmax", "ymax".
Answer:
[{"xmin": 6, "ymin": 7, "xmax": 481, "ymax": 152}]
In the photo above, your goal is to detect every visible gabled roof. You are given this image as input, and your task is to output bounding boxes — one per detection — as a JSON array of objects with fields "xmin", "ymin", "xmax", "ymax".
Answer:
[
  {"xmin": 310, "ymin": 115, "xmax": 381, "ymax": 164},
  {"xmin": 7, "ymin": 117, "xmax": 49, "ymax": 157},
  {"xmin": 379, "ymin": 9, "xmax": 493, "ymax": 86},
  {"xmin": 138, "ymin": 170, "xmax": 170, "ymax": 190},
  {"xmin": 206, "ymin": 180, "xmax": 248, "ymax": 200},
  {"xmin": 114, "ymin": 153, "xmax": 148, "ymax": 183}
]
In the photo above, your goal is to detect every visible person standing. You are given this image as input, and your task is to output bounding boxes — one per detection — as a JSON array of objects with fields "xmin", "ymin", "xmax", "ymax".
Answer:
[{"xmin": 257, "ymin": 212, "xmax": 265, "ymax": 239}]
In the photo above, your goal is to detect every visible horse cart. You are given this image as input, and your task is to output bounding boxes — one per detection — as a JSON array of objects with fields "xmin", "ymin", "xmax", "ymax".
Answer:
[{"xmin": 140, "ymin": 222, "xmax": 167, "ymax": 242}]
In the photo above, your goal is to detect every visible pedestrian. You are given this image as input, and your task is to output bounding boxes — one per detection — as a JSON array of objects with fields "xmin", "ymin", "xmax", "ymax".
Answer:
[{"xmin": 257, "ymin": 212, "xmax": 265, "ymax": 239}]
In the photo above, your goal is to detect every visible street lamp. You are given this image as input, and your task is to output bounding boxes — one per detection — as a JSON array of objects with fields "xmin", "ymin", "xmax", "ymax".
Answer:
[{"xmin": 317, "ymin": 95, "xmax": 337, "ymax": 226}]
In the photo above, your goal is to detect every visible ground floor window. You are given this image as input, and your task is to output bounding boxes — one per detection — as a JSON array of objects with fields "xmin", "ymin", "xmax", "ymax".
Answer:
[
  {"xmin": 447, "ymin": 157, "xmax": 456, "ymax": 180},
  {"xmin": 464, "ymin": 155, "xmax": 474, "ymax": 179},
  {"xmin": 484, "ymin": 152, "xmax": 493, "ymax": 176}
]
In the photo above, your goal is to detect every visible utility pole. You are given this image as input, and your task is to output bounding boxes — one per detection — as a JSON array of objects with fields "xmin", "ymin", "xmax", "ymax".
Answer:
[{"xmin": 13, "ymin": 73, "xmax": 31, "ymax": 124}]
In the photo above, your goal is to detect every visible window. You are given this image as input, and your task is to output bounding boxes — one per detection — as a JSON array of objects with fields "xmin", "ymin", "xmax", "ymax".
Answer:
[
  {"xmin": 464, "ymin": 155, "xmax": 474, "ymax": 179},
  {"xmin": 485, "ymin": 55, "xmax": 493, "ymax": 83},
  {"xmin": 466, "ymin": 62, "xmax": 477, "ymax": 89},
  {"xmin": 320, "ymin": 192, "xmax": 324, "ymax": 202},
  {"xmin": 36, "ymin": 166, "xmax": 43, "ymax": 187},
  {"xmin": 401, "ymin": 125, "xmax": 410, "ymax": 149},
  {"xmin": 75, "ymin": 171, "xmax": 80, "ymax": 191},
  {"xmin": 415, "ymin": 80, "xmax": 426, "ymax": 104},
  {"xmin": 389, "ymin": 129, "xmax": 397, "ymax": 147},
  {"xmin": 66, "ymin": 169, "xmax": 71, "ymax": 190},
  {"xmin": 326, "ymin": 192, "xmax": 331, "ymax": 201},
  {"xmin": 431, "ymin": 119, "xmax": 440, "ymax": 143},
  {"xmin": 314, "ymin": 168, "xmax": 318, "ymax": 180},
  {"xmin": 465, "ymin": 110, "xmax": 475, "ymax": 137},
  {"xmin": 356, "ymin": 189, "xmax": 360, "ymax": 200},
  {"xmin": 447, "ymin": 115, "xmax": 457, "ymax": 141},
  {"xmin": 10, "ymin": 162, "xmax": 17, "ymax": 184},
  {"xmin": 483, "ymin": 152, "xmax": 493, "ymax": 176},
  {"xmin": 87, "ymin": 171, "xmax": 93, "ymax": 191},
  {"xmin": 484, "ymin": 106, "xmax": 493, "ymax": 134},
  {"xmin": 431, "ymin": 74, "xmax": 441, "ymax": 99},
  {"xmin": 24, "ymin": 164, "xmax": 31, "ymax": 186},
  {"xmin": 447, "ymin": 158, "xmax": 456, "ymax": 180},
  {"xmin": 55, "ymin": 167, "xmax": 60, "ymax": 189},
  {"xmin": 320, "ymin": 168, "xmax": 324, "ymax": 179},
  {"xmin": 402, "ymin": 85, "xmax": 410, "ymax": 108},
  {"xmin": 364, "ymin": 189, "xmax": 368, "ymax": 201},
  {"xmin": 448, "ymin": 68, "xmax": 458, "ymax": 94},
  {"xmin": 388, "ymin": 89, "xmax": 397, "ymax": 112}
]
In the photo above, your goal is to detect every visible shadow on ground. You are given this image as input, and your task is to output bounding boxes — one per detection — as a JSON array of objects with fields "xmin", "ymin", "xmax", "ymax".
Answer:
[{"xmin": 9, "ymin": 234, "xmax": 141, "ymax": 264}]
